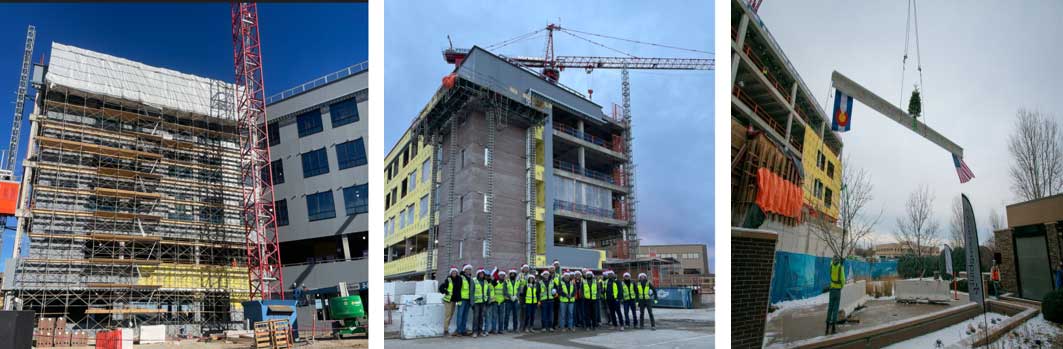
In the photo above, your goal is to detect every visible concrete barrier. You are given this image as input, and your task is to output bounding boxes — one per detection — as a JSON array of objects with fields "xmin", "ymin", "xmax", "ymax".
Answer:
[
  {"xmin": 895, "ymin": 279, "xmax": 951, "ymax": 303},
  {"xmin": 839, "ymin": 280, "xmax": 867, "ymax": 319},
  {"xmin": 400, "ymin": 303, "xmax": 444, "ymax": 339}
]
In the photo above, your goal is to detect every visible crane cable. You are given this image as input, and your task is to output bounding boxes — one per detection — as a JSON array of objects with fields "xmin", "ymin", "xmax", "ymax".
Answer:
[
  {"xmin": 558, "ymin": 30, "xmax": 637, "ymax": 58},
  {"xmin": 485, "ymin": 28, "xmax": 546, "ymax": 51},
  {"xmin": 900, "ymin": 0, "xmax": 927, "ymax": 122},
  {"xmin": 559, "ymin": 27, "xmax": 713, "ymax": 56}
]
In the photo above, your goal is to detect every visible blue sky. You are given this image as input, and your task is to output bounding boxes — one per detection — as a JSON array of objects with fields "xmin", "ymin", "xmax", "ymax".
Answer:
[
  {"xmin": 0, "ymin": 3, "xmax": 368, "ymax": 263},
  {"xmin": 384, "ymin": 1, "xmax": 714, "ymax": 269}
]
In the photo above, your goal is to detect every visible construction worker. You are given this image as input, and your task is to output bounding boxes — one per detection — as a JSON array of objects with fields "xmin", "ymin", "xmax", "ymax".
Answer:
[
  {"xmin": 826, "ymin": 256, "xmax": 845, "ymax": 335},
  {"xmin": 622, "ymin": 272, "xmax": 637, "ymax": 328},
  {"xmin": 596, "ymin": 271, "xmax": 607, "ymax": 326},
  {"xmin": 551, "ymin": 260, "xmax": 562, "ymax": 329},
  {"xmin": 604, "ymin": 270, "xmax": 625, "ymax": 331},
  {"xmin": 471, "ymin": 267, "xmax": 488, "ymax": 338},
  {"xmin": 558, "ymin": 272, "xmax": 576, "ymax": 331},
  {"xmin": 572, "ymin": 270, "xmax": 585, "ymax": 329},
  {"xmin": 457, "ymin": 264, "xmax": 474, "ymax": 336},
  {"xmin": 506, "ymin": 269, "xmax": 520, "ymax": 332},
  {"xmin": 582, "ymin": 270, "xmax": 600, "ymax": 330},
  {"xmin": 516, "ymin": 264, "xmax": 531, "ymax": 330},
  {"xmin": 438, "ymin": 266, "xmax": 465, "ymax": 336},
  {"xmin": 539, "ymin": 270, "xmax": 554, "ymax": 331},
  {"xmin": 520, "ymin": 274, "xmax": 540, "ymax": 333},
  {"xmin": 636, "ymin": 273, "xmax": 657, "ymax": 330},
  {"xmin": 485, "ymin": 268, "xmax": 500, "ymax": 335}
]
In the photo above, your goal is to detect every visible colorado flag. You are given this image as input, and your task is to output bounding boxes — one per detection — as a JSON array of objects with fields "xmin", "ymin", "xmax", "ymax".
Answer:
[{"xmin": 832, "ymin": 89, "xmax": 854, "ymax": 132}]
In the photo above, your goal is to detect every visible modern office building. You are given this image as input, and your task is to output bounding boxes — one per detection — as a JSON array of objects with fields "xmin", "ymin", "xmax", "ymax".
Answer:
[
  {"xmin": 731, "ymin": 0, "xmax": 844, "ymax": 257},
  {"xmin": 384, "ymin": 46, "xmax": 636, "ymax": 280},
  {"xmin": 637, "ymin": 244, "xmax": 712, "ymax": 276},
  {"xmin": 994, "ymin": 193, "xmax": 1063, "ymax": 301},
  {"xmin": 264, "ymin": 63, "xmax": 369, "ymax": 301}
]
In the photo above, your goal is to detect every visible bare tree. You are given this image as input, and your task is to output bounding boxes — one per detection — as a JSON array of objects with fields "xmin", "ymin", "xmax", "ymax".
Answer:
[
  {"xmin": 1008, "ymin": 109, "xmax": 1063, "ymax": 201},
  {"xmin": 948, "ymin": 196, "xmax": 964, "ymax": 248},
  {"xmin": 809, "ymin": 158, "xmax": 881, "ymax": 259},
  {"xmin": 895, "ymin": 185, "xmax": 942, "ymax": 276},
  {"xmin": 988, "ymin": 208, "xmax": 1005, "ymax": 231}
]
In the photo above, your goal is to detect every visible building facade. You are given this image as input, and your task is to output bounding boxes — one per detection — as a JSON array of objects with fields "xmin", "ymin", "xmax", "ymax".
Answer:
[
  {"xmin": 385, "ymin": 47, "xmax": 631, "ymax": 280},
  {"xmin": 265, "ymin": 63, "xmax": 369, "ymax": 299},
  {"xmin": 871, "ymin": 242, "xmax": 940, "ymax": 260},
  {"xmin": 995, "ymin": 193, "xmax": 1063, "ymax": 301},
  {"xmin": 637, "ymin": 244, "xmax": 711, "ymax": 276},
  {"xmin": 3, "ymin": 43, "xmax": 247, "ymax": 335},
  {"xmin": 731, "ymin": 0, "xmax": 844, "ymax": 258}
]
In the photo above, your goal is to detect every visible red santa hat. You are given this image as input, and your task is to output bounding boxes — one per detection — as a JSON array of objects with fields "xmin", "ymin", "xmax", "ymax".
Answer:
[{"xmin": 449, "ymin": 265, "xmax": 459, "ymax": 273}]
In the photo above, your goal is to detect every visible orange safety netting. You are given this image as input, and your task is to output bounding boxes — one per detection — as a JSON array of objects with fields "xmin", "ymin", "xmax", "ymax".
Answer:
[{"xmin": 754, "ymin": 167, "xmax": 802, "ymax": 219}]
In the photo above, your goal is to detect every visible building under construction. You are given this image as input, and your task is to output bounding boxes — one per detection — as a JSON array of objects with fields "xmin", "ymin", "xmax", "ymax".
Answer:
[
  {"xmin": 383, "ymin": 46, "xmax": 637, "ymax": 279},
  {"xmin": 1, "ymin": 43, "xmax": 248, "ymax": 335}
]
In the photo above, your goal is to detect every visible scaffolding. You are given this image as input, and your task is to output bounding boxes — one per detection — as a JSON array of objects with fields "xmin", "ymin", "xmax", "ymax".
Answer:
[{"xmin": 5, "ymin": 47, "xmax": 248, "ymax": 336}]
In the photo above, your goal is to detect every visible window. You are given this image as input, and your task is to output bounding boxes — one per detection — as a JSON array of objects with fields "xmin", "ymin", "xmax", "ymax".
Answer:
[
  {"xmin": 390, "ymin": 188, "xmax": 397, "ymax": 206},
  {"xmin": 460, "ymin": 148, "xmax": 466, "ymax": 169},
  {"xmin": 268, "ymin": 122, "xmax": 281, "ymax": 146},
  {"xmin": 459, "ymin": 194, "xmax": 465, "ymax": 213},
  {"xmin": 406, "ymin": 205, "xmax": 415, "ymax": 226},
  {"xmin": 827, "ymin": 162, "xmax": 835, "ymax": 179},
  {"xmin": 337, "ymin": 138, "xmax": 367, "ymax": 169},
  {"xmin": 408, "ymin": 171, "xmax": 417, "ymax": 192},
  {"xmin": 484, "ymin": 147, "xmax": 491, "ymax": 167},
  {"xmin": 306, "ymin": 191, "xmax": 336, "ymax": 221},
  {"xmin": 817, "ymin": 151, "xmax": 826, "ymax": 170},
  {"xmin": 398, "ymin": 208, "xmax": 406, "ymax": 229},
  {"xmin": 329, "ymin": 98, "xmax": 359, "ymax": 127},
  {"xmin": 483, "ymin": 193, "xmax": 489, "ymax": 213},
  {"xmin": 269, "ymin": 160, "xmax": 284, "ymax": 184},
  {"xmin": 419, "ymin": 195, "xmax": 429, "ymax": 217},
  {"xmin": 401, "ymin": 178, "xmax": 408, "ymax": 198},
  {"xmin": 275, "ymin": 199, "xmax": 289, "ymax": 226},
  {"xmin": 296, "ymin": 109, "xmax": 324, "ymax": 137},
  {"xmin": 421, "ymin": 159, "xmax": 431, "ymax": 183},
  {"xmin": 824, "ymin": 188, "xmax": 834, "ymax": 208},
  {"xmin": 301, "ymin": 147, "xmax": 330, "ymax": 178},
  {"xmin": 402, "ymin": 146, "xmax": 410, "ymax": 167},
  {"xmin": 343, "ymin": 184, "xmax": 368, "ymax": 216},
  {"xmin": 385, "ymin": 192, "xmax": 391, "ymax": 210},
  {"xmin": 383, "ymin": 220, "xmax": 390, "ymax": 236}
]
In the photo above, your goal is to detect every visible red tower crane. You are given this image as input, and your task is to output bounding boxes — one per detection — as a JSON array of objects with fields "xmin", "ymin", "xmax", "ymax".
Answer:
[{"xmin": 231, "ymin": 2, "xmax": 284, "ymax": 301}]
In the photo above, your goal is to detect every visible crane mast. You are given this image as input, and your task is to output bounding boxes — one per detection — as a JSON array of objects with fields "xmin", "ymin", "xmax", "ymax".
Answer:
[
  {"xmin": 6, "ymin": 25, "xmax": 35, "ymax": 180},
  {"xmin": 232, "ymin": 2, "xmax": 284, "ymax": 301}
]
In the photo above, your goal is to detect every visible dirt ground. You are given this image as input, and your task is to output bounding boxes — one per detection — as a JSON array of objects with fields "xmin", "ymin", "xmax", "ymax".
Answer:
[{"xmin": 763, "ymin": 298, "xmax": 962, "ymax": 347}]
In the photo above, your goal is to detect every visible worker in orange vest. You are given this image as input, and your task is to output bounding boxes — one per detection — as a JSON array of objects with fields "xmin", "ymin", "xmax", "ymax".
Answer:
[{"xmin": 990, "ymin": 263, "xmax": 1001, "ymax": 297}]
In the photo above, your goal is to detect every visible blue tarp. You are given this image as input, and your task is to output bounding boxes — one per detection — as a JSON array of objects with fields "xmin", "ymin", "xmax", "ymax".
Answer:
[{"xmin": 769, "ymin": 251, "xmax": 898, "ymax": 304}]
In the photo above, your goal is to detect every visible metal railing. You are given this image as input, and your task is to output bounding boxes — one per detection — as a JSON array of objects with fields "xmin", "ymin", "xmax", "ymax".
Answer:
[
  {"xmin": 554, "ymin": 199, "xmax": 614, "ymax": 219},
  {"xmin": 266, "ymin": 61, "xmax": 369, "ymax": 105},
  {"xmin": 552, "ymin": 123, "xmax": 615, "ymax": 149},
  {"xmin": 554, "ymin": 159, "xmax": 614, "ymax": 184}
]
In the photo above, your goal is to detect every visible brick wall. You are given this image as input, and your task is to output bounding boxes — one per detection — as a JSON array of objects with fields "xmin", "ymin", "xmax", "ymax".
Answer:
[
  {"xmin": 732, "ymin": 228, "xmax": 778, "ymax": 349},
  {"xmin": 995, "ymin": 229, "xmax": 1016, "ymax": 294}
]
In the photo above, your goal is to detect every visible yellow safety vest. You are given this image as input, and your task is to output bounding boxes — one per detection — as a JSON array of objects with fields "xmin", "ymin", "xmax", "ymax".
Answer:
[
  {"xmin": 559, "ymin": 281, "xmax": 573, "ymax": 303},
  {"xmin": 608, "ymin": 280, "xmax": 620, "ymax": 299},
  {"xmin": 830, "ymin": 262, "xmax": 845, "ymax": 289},
  {"xmin": 505, "ymin": 280, "xmax": 517, "ymax": 300},
  {"xmin": 524, "ymin": 284, "xmax": 539, "ymax": 304},
  {"xmin": 583, "ymin": 279, "xmax": 598, "ymax": 300},
  {"xmin": 636, "ymin": 282, "xmax": 653, "ymax": 300},
  {"xmin": 473, "ymin": 278, "xmax": 487, "ymax": 304},
  {"xmin": 443, "ymin": 279, "xmax": 454, "ymax": 302},
  {"xmin": 492, "ymin": 282, "xmax": 505, "ymax": 303},
  {"xmin": 622, "ymin": 282, "xmax": 635, "ymax": 301},
  {"xmin": 460, "ymin": 277, "xmax": 470, "ymax": 301}
]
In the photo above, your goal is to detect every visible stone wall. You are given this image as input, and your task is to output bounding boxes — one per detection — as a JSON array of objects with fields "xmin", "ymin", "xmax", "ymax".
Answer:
[{"xmin": 732, "ymin": 228, "xmax": 778, "ymax": 349}]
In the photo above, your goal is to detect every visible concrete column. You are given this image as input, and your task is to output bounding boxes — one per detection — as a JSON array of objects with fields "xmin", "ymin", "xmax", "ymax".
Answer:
[
  {"xmin": 577, "ymin": 120, "xmax": 586, "ymax": 170},
  {"xmin": 786, "ymin": 83, "xmax": 798, "ymax": 141},
  {"xmin": 731, "ymin": 15, "xmax": 750, "ymax": 87},
  {"xmin": 580, "ymin": 220, "xmax": 588, "ymax": 247},
  {"xmin": 342, "ymin": 235, "xmax": 352, "ymax": 260}
]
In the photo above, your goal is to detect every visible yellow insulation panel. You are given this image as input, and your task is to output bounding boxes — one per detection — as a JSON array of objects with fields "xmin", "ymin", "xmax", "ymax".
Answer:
[{"xmin": 137, "ymin": 263, "xmax": 250, "ymax": 291}]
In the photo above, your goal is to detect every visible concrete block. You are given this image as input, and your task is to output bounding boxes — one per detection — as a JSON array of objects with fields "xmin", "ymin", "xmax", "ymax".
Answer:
[
  {"xmin": 139, "ymin": 324, "xmax": 166, "ymax": 344},
  {"xmin": 120, "ymin": 328, "xmax": 135, "ymax": 349},
  {"xmin": 400, "ymin": 303, "xmax": 444, "ymax": 339},
  {"xmin": 392, "ymin": 281, "xmax": 416, "ymax": 297},
  {"xmin": 415, "ymin": 280, "xmax": 438, "ymax": 295},
  {"xmin": 400, "ymin": 293, "xmax": 444, "ymax": 305},
  {"xmin": 896, "ymin": 279, "xmax": 951, "ymax": 303},
  {"xmin": 383, "ymin": 282, "xmax": 396, "ymax": 300}
]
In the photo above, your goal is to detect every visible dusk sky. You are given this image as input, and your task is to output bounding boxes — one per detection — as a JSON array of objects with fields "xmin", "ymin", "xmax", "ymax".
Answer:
[
  {"xmin": 384, "ymin": 1, "xmax": 714, "ymax": 268},
  {"xmin": 0, "ymin": 3, "xmax": 368, "ymax": 263}
]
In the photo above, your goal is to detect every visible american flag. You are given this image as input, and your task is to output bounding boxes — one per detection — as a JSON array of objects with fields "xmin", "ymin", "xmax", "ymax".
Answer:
[{"xmin": 952, "ymin": 154, "xmax": 975, "ymax": 183}]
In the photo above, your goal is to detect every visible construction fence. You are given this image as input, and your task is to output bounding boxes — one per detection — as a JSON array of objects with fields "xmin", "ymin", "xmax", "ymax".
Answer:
[{"xmin": 769, "ymin": 251, "xmax": 897, "ymax": 304}]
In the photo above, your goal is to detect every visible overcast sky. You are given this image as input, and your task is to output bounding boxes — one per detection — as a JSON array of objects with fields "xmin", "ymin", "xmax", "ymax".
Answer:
[
  {"xmin": 757, "ymin": 1, "xmax": 1063, "ymax": 246},
  {"xmin": 384, "ymin": 1, "xmax": 713, "ymax": 268}
]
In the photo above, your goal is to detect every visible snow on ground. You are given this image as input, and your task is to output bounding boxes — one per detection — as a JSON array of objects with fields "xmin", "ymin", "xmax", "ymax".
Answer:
[
  {"xmin": 882, "ymin": 312, "xmax": 1007, "ymax": 349},
  {"xmin": 766, "ymin": 292, "xmax": 829, "ymax": 322},
  {"xmin": 988, "ymin": 314, "xmax": 1063, "ymax": 349}
]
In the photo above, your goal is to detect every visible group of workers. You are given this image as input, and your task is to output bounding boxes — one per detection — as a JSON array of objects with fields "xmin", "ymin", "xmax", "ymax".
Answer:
[{"xmin": 438, "ymin": 259, "xmax": 659, "ymax": 337}]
